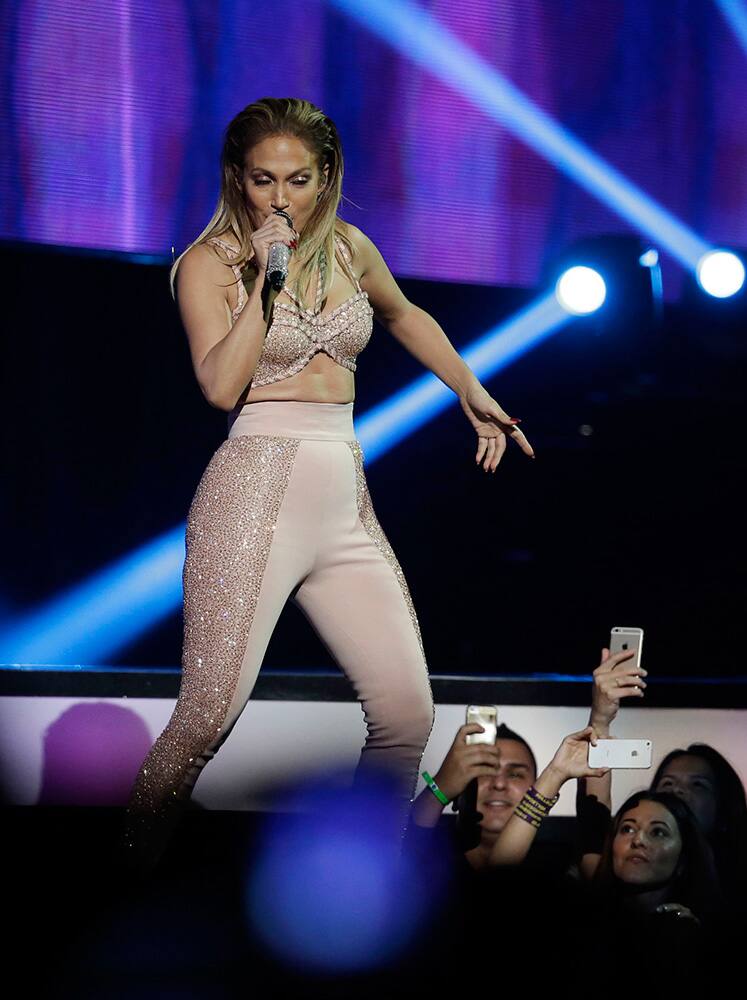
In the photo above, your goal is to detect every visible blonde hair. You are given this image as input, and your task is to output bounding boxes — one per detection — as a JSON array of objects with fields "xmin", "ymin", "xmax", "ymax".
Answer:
[{"xmin": 169, "ymin": 97, "xmax": 355, "ymax": 306}]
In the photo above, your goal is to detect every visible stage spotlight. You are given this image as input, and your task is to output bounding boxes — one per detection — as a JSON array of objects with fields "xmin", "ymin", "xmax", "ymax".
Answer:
[
  {"xmin": 555, "ymin": 266, "xmax": 606, "ymax": 315},
  {"xmin": 545, "ymin": 234, "xmax": 663, "ymax": 337},
  {"xmin": 639, "ymin": 248, "xmax": 659, "ymax": 268},
  {"xmin": 696, "ymin": 250, "xmax": 745, "ymax": 299},
  {"xmin": 681, "ymin": 246, "xmax": 747, "ymax": 360}
]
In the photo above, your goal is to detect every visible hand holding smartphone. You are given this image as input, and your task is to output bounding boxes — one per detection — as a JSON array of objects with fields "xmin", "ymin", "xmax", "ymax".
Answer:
[
  {"xmin": 465, "ymin": 705, "xmax": 497, "ymax": 745},
  {"xmin": 588, "ymin": 738, "xmax": 652, "ymax": 769},
  {"xmin": 587, "ymin": 627, "xmax": 651, "ymax": 767},
  {"xmin": 609, "ymin": 626, "xmax": 644, "ymax": 671}
]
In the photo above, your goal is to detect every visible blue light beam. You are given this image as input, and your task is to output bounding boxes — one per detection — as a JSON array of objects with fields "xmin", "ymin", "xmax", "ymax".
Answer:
[
  {"xmin": 0, "ymin": 293, "xmax": 572, "ymax": 663},
  {"xmin": 357, "ymin": 292, "xmax": 570, "ymax": 462},
  {"xmin": 715, "ymin": 0, "xmax": 747, "ymax": 58},
  {"xmin": 0, "ymin": 525, "xmax": 185, "ymax": 664},
  {"xmin": 328, "ymin": 0, "xmax": 710, "ymax": 269}
]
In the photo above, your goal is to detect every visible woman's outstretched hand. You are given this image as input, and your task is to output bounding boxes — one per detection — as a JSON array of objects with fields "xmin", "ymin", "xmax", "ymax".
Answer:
[
  {"xmin": 548, "ymin": 726, "xmax": 609, "ymax": 783},
  {"xmin": 591, "ymin": 647, "xmax": 647, "ymax": 733},
  {"xmin": 459, "ymin": 383, "xmax": 535, "ymax": 471}
]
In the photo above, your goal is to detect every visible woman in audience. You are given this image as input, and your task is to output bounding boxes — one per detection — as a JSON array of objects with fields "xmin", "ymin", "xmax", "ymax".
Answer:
[
  {"xmin": 578, "ymin": 790, "xmax": 727, "ymax": 982},
  {"xmin": 578, "ymin": 645, "xmax": 747, "ymax": 905},
  {"xmin": 652, "ymin": 743, "xmax": 747, "ymax": 900},
  {"xmin": 593, "ymin": 790, "xmax": 722, "ymax": 923}
]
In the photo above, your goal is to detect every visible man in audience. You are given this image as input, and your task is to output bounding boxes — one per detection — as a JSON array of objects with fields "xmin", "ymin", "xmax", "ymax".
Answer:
[
  {"xmin": 411, "ymin": 721, "xmax": 534, "ymax": 838},
  {"xmin": 410, "ymin": 720, "xmax": 578, "ymax": 872}
]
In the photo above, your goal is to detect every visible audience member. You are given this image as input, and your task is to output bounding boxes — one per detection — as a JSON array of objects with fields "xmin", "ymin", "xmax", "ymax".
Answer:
[
  {"xmin": 580, "ymin": 790, "xmax": 728, "ymax": 983},
  {"xmin": 577, "ymin": 646, "xmax": 747, "ymax": 910},
  {"xmin": 411, "ymin": 722, "xmax": 536, "ymax": 858},
  {"xmin": 652, "ymin": 743, "xmax": 747, "ymax": 901},
  {"xmin": 411, "ymin": 721, "xmax": 603, "ymax": 871},
  {"xmin": 406, "ymin": 723, "xmax": 605, "ymax": 982},
  {"xmin": 593, "ymin": 791, "xmax": 722, "ymax": 924}
]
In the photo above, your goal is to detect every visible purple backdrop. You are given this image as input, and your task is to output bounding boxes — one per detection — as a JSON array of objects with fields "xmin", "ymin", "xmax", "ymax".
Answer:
[{"xmin": 1, "ymin": 0, "xmax": 745, "ymax": 289}]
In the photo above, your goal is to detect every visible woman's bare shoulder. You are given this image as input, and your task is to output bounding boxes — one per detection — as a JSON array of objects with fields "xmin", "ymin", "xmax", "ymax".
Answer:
[
  {"xmin": 336, "ymin": 221, "xmax": 378, "ymax": 262},
  {"xmin": 336, "ymin": 223, "xmax": 384, "ymax": 282},
  {"xmin": 337, "ymin": 220, "xmax": 367, "ymax": 246},
  {"xmin": 209, "ymin": 231, "xmax": 242, "ymax": 253},
  {"xmin": 176, "ymin": 241, "xmax": 234, "ymax": 300},
  {"xmin": 179, "ymin": 241, "xmax": 222, "ymax": 272},
  {"xmin": 183, "ymin": 233, "xmax": 243, "ymax": 269}
]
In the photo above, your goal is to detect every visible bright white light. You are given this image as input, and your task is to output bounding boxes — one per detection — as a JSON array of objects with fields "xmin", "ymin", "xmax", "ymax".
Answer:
[
  {"xmin": 639, "ymin": 248, "xmax": 659, "ymax": 267},
  {"xmin": 555, "ymin": 266, "xmax": 607, "ymax": 315},
  {"xmin": 696, "ymin": 250, "xmax": 745, "ymax": 298}
]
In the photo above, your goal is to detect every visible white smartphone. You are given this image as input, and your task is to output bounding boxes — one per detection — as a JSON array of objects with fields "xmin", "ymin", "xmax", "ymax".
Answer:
[
  {"xmin": 465, "ymin": 705, "xmax": 498, "ymax": 745},
  {"xmin": 609, "ymin": 626, "xmax": 644, "ymax": 670},
  {"xmin": 588, "ymin": 738, "xmax": 653, "ymax": 769}
]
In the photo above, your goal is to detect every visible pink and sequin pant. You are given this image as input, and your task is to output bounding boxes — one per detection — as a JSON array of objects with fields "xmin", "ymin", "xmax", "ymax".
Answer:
[{"xmin": 125, "ymin": 401, "xmax": 434, "ymax": 851}]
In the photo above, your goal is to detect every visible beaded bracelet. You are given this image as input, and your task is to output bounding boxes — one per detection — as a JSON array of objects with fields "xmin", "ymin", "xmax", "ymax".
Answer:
[
  {"xmin": 422, "ymin": 771, "xmax": 450, "ymax": 805},
  {"xmin": 514, "ymin": 786, "xmax": 560, "ymax": 829}
]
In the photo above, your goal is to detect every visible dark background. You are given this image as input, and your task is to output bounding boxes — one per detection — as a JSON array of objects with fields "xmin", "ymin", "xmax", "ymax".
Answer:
[{"xmin": 2, "ymin": 243, "xmax": 745, "ymax": 678}]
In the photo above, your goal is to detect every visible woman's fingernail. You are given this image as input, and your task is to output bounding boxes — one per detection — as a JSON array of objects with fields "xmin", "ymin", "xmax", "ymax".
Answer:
[{"xmin": 509, "ymin": 418, "xmax": 522, "ymax": 424}]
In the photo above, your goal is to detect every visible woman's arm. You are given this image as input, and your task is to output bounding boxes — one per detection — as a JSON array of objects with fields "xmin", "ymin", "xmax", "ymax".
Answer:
[
  {"xmin": 350, "ymin": 226, "xmax": 534, "ymax": 469},
  {"xmin": 177, "ymin": 215, "xmax": 296, "ymax": 411},
  {"xmin": 577, "ymin": 648, "xmax": 646, "ymax": 877},
  {"xmin": 488, "ymin": 727, "xmax": 606, "ymax": 867},
  {"xmin": 177, "ymin": 245, "xmax": 268, "ymax": 410},
  {"xmin": 350, "ymin": 227, "xmax": 474, "ymax": 395}
]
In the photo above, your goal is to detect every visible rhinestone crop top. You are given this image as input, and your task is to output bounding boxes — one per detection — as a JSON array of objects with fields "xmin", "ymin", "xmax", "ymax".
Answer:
[{"xmin": 208, "ymin": 235, "xmax": 374, "ymax": 389}]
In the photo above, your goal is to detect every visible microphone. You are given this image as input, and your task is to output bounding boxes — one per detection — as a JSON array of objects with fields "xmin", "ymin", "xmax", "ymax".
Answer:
[{"xmin": 267, "ymin": 210, "xmax": 294, "ymax": 290}]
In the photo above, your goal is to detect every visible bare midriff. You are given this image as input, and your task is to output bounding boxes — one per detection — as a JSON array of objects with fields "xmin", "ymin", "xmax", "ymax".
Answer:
[
  {"xmin": 245, "ymin": 356, "xmax": 355, "ymax": 404},
  {"xmin": 222, "ymin": 249, "xmax": 359, "ymax": 406}
]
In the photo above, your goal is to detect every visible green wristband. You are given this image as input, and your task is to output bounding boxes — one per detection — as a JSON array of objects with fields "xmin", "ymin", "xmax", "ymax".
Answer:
[{"xmin": 422, "ymin": 771, "xmax": 449, "ymax": 805}]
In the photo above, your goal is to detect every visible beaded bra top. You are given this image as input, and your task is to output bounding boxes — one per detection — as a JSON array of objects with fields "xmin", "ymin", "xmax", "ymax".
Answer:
[{"xmin": 207, "ymin": 235, "xmax": 374, "ymax": 389}]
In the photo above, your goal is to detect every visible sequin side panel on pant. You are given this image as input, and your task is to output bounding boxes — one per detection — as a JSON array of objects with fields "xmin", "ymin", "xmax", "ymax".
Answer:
[
  {"xmin": 346, "ymin": 440, "xmax": 434, "ymax": 803},
  {"xmin": 124, "ymin": 435, "xmax": 299, "ymax": 849}
]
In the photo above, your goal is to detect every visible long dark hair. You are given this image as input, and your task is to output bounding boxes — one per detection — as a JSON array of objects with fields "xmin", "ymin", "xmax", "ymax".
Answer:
[
  {"xmin": 593, "ymin": 791, "xmax": 723, "ymax": 923},
  {"xmin": 650, "ymin": 744, "xmax": 747, "ymax": 889}
]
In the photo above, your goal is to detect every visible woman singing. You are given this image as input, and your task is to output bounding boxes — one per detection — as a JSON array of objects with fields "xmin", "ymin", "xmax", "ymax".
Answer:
[{"xmin": 124, "ymin": 97, "xmax": 534, "ymax": 865}]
